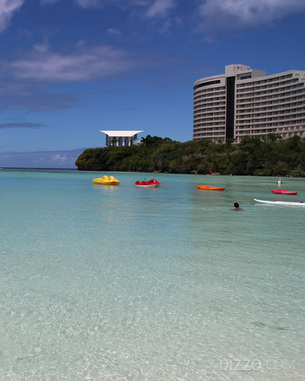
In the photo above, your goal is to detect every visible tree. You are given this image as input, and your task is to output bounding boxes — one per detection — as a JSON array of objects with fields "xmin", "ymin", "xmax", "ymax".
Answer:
[{"xmin": 141, "ymin": 135, "xmax": 172, "ymax": 147}]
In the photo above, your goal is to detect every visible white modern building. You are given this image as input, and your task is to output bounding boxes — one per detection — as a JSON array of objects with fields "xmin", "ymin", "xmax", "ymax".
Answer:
[
  {"xmin": 193, "ymin": 64, "xmax": 305, "ymax": 142},
  {"xmin": 101, "ymin": 130, "xmax": 143, "ymax": 146}
]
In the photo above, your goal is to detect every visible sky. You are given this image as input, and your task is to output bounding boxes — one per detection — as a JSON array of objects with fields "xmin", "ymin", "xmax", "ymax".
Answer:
[{"xmin": 1, "ymin": 0, "xmax": 305, "ymax": 168}]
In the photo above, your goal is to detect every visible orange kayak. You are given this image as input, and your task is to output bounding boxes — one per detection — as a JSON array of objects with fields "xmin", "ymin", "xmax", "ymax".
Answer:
[{"xmin": 197, "ymin": 185, "xmax": 225, "ymax": 191}]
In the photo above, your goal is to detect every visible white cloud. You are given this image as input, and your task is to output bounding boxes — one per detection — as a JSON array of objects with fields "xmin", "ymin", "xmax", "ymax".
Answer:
[
  {"xmin": 0, "ymin": 0, "xmax": 24, "ymax": 32},
  {"xmin": 199, "ymin": 0, "xmax": 305, "ymax": 30},
  {"xmin": 33, "ymin": 40, "xmax": 49, "ymax": 53},
  {"xmin": 145, "ymin": 0, "xmax": 175, "ymax": 18},
  {"xmin": 51, "ymin": 154, "xmax": 69, "ymax": 165},
  {"xmin": 39, "ymin": 0, "xmax": 178, "ymax": 20},
  {"xmin": 74, "ymin": 0, "xmax": 103, "ymax": 8},
  {"xmin": 158, "ymin": 19, "xmax": 171, "ymax": 33},
  {"xmin": 107, "ymin": 28, "xmax": 121, "ymax": 36},
  {"xmin": 7, "ymin": 43, "xmax": 135, "ymax": 82},
  {"xmin": 43, "ymin": 0, "xmax": 121, "ymax": 9}
]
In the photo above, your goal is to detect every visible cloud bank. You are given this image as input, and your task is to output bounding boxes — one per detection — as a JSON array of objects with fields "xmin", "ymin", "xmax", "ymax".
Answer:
[
  {"xmin": 72, "ymin": 0, "xmax": 176, "ymax": 17},
  {"xmin": 145, "ymin": 0, "xmax": 176, "ymax": 18},
  {"xmin": 5, "ymin": 42, "xmax": 135, "ymax": 82},
  {"xmin": 40, "ymin": 0, "xmax": 176, "ymax": 17},
  {"xmin": 0, "ymin": 0, "xmax": 178, "ymax": 33},
  {"xmin": 0, "ymin": 0, "xmax": 24, "ymax": 32},
  {"xmin": 3, "ymin": 0, "xmax": 304, "ymax": 37},
  {"xmin": 199, "ymin": 0, "xmax": 305, "ymax": 31},
  {"xmin": 74, "ymin": 0, "xmax": 102, "ymax": 8},
  {"xmin": 0, "ymin": 148, "xmax": 85, "ymax": 168}
]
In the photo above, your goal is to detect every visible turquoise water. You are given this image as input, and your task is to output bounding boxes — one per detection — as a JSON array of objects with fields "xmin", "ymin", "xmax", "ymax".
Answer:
[{"xmin": 0, "ymin": 169, "xmax": 304, "ymax": 381}]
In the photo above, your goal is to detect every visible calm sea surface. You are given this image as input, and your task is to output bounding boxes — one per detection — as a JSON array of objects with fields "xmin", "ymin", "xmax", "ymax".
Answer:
[{"xmin": 0, "ymin": 169, "xmax": 304, "ymax": 381}]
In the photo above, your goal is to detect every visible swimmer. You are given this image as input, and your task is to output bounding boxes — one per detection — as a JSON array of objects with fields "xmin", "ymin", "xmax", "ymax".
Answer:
[{"xmin": 234, "ymin": 202, "xmax": 243, "ymax": 210}]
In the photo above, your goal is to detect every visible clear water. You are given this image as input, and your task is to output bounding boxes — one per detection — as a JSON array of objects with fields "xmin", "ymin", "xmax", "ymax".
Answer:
[{"xmin": 0, "ymin": 169, "xmax": 304, "ymax": 381}]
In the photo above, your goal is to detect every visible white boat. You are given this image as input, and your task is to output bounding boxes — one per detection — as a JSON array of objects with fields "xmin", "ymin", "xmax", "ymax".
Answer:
[{"xmin": 254, "ymin": 198, "xmax": 305, "ymax": 206}]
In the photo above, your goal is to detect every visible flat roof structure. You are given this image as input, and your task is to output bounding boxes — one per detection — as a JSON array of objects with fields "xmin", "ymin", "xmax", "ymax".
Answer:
[
  {"xmin": 101, "ymin": 130, "xmax": 143, "ymax": 137},
  {"xmin": 101, "ymin": 130, "xmax": 143, "ymax": 146}
]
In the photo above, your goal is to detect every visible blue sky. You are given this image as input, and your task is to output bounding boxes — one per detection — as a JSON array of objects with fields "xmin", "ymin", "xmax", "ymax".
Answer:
[{"xmin": 0, "ymin": 0, "xmax": 305, "ymax": 168}]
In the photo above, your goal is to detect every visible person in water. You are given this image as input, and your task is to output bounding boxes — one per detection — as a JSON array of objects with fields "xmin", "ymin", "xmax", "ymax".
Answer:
[
  {"xmin": 234, "ymin": 202, "xmax": 243, "ymax": 210},
  {"xmin": 277, "ymin": 178, "xmax": 282, "ymax": 186}
]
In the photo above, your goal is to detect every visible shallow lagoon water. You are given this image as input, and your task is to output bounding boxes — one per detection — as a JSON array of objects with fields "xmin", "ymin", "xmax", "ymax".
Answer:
[{"xmin": 0, "ymin": 170, "xmax": 304, "ymax": 380}]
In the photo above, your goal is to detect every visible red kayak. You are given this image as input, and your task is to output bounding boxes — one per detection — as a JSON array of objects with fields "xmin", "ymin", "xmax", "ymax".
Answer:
[
  {"xmin": 135, "ymin": 179, "xmax": 163, "ymax": 188},
  {"xmin": 271, "ymin": 189, "xmax": 298, "ymax": 195}
]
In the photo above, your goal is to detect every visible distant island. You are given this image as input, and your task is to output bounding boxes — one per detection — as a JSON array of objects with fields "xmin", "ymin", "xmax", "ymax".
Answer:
[{"xmin": 75, "ymin": 134, "xmax": 305, "ymax": 177}]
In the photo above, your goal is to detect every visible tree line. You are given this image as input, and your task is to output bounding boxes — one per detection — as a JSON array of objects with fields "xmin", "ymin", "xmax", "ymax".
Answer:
[{"xmin": 75, "ymin": 134, "xmax": 305, "ymax": 177}]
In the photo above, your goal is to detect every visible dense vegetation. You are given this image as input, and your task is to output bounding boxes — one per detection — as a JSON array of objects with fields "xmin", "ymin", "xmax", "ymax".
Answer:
[{"xmin": 75, "ymin": 134, "xmax": 305, "ymax": 177}]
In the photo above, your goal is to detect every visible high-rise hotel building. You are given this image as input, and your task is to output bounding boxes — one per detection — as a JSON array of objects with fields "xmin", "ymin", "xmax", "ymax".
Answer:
[{"xmin": 193, "ymin": 64, "xmax": 305, "ymax": 142}]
